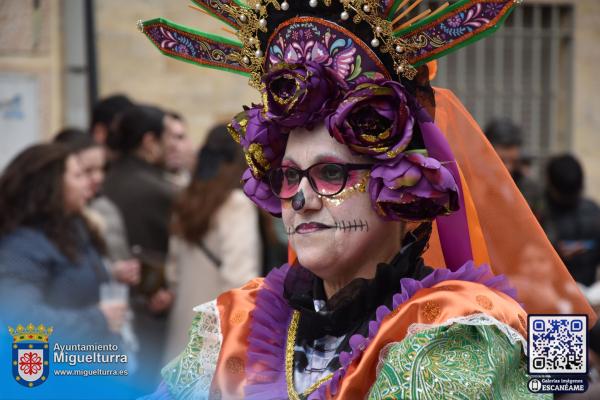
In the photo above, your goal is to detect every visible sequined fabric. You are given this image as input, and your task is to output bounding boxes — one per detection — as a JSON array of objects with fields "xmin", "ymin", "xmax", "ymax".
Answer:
[{"xmin": 368, "ymin": 322, "xmax": 549, "ymax": 400}]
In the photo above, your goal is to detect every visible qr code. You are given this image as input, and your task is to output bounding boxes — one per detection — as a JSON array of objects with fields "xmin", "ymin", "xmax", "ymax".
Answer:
[{"xmin": 528, "ymin": 315, "xmax": 587, "ymax": 374}]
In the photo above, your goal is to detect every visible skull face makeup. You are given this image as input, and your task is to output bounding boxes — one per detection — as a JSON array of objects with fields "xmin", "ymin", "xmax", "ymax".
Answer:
[{"xmin": 282, "ymin": 125, "xmax": 405, "ymax": 293}]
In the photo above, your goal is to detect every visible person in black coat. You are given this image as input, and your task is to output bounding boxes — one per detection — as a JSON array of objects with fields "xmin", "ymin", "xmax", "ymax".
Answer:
[
  {"xmin": 103, "ymin": 104, "xmax": 177, "ymax": 390},
  {"xmin": 540, "ymin": 154, "xmax": 600, "ymax": 287}
]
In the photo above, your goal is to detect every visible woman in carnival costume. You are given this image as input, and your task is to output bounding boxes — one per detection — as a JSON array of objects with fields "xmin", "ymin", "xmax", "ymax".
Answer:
[{"xmin": 139, "ymin": 0, "xmax": 595, "ymax": 398}]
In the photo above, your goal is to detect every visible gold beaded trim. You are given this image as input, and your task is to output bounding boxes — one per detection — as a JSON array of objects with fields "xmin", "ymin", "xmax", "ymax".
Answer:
[
  {"xmin": 339, "ymin": 0, "xmax": 423, "ymax": 79},
  {"xmin": 220, "ymin": 0, "xmax": 427, "ymax": 89},
  {"xmin": 286, "ymin": 310, "xmax": 335, "ymax": 400}
]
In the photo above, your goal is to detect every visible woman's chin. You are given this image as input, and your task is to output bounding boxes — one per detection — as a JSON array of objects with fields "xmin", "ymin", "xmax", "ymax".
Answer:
[
  {"xmin": 295, "ymin": 247, "xmax": 333, "ymax": 270},
  {"xmin": 292, "ymin": 229, "xmax": 332, "ymax": 248}
]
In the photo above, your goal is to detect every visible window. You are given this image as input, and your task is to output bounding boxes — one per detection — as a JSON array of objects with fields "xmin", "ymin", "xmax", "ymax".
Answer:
[{"xmin": 413, "ymin": 1, "xmax": 575, "ymax": 166}]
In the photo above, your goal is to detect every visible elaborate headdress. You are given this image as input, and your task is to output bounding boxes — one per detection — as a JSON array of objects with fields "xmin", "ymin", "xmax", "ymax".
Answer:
[{"xmin": 140, "ymin": 0, "xmax": 595, "ymax": 319}]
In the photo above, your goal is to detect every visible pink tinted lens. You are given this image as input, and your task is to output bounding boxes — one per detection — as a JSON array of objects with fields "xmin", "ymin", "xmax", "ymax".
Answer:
[
  {"xmin": 311, "ymin": 164, "xmax": 345, "ymax": 195},
  {"xmin": 277, "ymin": 167, "xmax": 300, "ymax": 198}
]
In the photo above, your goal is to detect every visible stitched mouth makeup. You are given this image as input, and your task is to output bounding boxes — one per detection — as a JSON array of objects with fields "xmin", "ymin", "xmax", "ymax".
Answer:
[
  {"xmin": 294, "ymin": 222, "xmax": 334, "ymax": 235},
  {"xmin": 288, "ymin": 219, "xmax": 370, "ymax": 235}
]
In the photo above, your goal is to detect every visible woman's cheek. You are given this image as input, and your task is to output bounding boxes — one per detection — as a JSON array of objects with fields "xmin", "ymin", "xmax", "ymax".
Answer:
[{"xmin": 322, "ymin": 173, "xmax": 369, "ymax": 207}]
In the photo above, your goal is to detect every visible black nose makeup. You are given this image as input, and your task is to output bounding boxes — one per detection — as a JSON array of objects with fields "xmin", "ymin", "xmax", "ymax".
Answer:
[{"xmin": 292, "ymin": 190, "xmax": 306, "ymax": 211}]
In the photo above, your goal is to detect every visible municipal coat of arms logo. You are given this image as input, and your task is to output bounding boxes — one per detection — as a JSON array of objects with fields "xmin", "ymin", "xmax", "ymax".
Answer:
[{"xmin": 8, "ymin": 323, "xmax": 52, "ymax": 388}]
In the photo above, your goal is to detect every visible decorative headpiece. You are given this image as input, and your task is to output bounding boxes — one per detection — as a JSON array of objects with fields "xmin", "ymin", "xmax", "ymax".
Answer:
[
  {"xmin": 140, "ymin": 1, "xmax": 597, "ymax": 320},
  {"xmin": 140, "ymin": 0, "xmax": 519, "ymax": 223},
  {"xmin": 140, "ymin": 0, "xmax": 519, "ymax": 85}
]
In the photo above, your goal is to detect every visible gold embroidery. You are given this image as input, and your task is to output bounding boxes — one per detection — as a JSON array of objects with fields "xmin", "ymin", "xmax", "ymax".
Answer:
[
  {"xmin": 359, "ymin": 127, "xmax": 392, "ymax": 144},
  {"xmin": 223, "ymin": 2, "xmax": 428, "ymax": 88},
  {"xmin": 227, "ymin": 116, "xmax": 248, "ymax": 144},
  {"xmin": 475, "ymin": 295, "xmax": 493, "ymax": 310},
  {"xmin": 422, "ymin": 300, "xmax": 441, "ymax": 323},
  {"xmin": 245, "ymin": 143, "xmax": 271, "ymax": 178},
  {"xmin": 286, "ymin": 311, "xmax": 334, "ymax": 400},
  {"xmin": 230, "ymin": 311, "xmax": 246, "ymax": 325},
  {"xmin": 225, "ymin": 356, "xmax": 245, "ymax": 375}
]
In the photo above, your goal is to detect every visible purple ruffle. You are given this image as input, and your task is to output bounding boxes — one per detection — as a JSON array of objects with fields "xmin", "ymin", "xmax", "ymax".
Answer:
[
  {"xmin": 243, "ymin": 261, "xmax": 517, "ymax": 399},
  {"xmin": 245, "ymin": 264, "xmax": 292, "ymax": 400}
]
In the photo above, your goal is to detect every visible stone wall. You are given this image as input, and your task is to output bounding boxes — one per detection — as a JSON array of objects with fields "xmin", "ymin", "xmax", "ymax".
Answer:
[
  {"xmin": 523, "ymin": 0, "xmax": 600, "ymax": 200},
  {"xmin": 0, "ymin": 0, "xmax": 62, "ymax": 140},
  {"xmin": 94, "ymin": 0, "xmax": 259, "ymax": 148}
]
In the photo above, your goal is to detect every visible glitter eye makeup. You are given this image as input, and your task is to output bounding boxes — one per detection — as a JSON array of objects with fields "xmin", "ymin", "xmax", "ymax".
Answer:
[{"xmin": 321, "ymin": 173, "xmax": 369, "ymax": 207}]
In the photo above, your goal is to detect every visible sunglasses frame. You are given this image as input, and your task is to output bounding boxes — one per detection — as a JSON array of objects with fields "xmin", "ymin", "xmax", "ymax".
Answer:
[{"xmin": 268, "ymin": 162, "xmax": 373, "ymax": 200}]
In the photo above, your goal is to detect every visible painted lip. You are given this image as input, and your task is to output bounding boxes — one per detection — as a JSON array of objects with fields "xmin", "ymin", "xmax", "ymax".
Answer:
[{"xmin": 295, "ymin": 222, "xmax": 334, "ymax": 234}]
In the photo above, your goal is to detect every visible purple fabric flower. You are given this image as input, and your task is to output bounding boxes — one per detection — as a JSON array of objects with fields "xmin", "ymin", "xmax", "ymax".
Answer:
[
  {"xmin": 369, "ymin": 152, "xmax": 459, "ymax": 221},
  {"xmin": 261, "ymin": 61, "xmax": 346, "ymax": 129},
  {"xmin": 242, "ymin": 168, "xmax": 281, "ymax": 216},
  {"xmin": 326, "ymin": 80, "xmax": 414, "ymax": 160},
  {"xmin": 229, "ymin": 105, "xmax": 287, "ymax": 179}
]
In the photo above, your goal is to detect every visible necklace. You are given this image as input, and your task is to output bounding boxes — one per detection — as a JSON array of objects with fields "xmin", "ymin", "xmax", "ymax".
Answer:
[{"xmin": 285, "ymin": 310, "xmax": 335, "ymax": 400}]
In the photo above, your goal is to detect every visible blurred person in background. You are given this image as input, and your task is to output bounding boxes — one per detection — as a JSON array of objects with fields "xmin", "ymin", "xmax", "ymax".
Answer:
[
  {"xmin": 485, "ymin": 117, "xmax": 543, "ymax": 215},
  {"xmin": 103, "ymin": 104, "xmax": 177, "ymax": 390},
  {"xmin": 540, "ymin": 154, "xmax": 600, "ymax": 397},
  {"xmin": 90, "ymin": 94, "xmax": 135, "ymax": 155},
  {"xmin": 0, "ymin": 144, "xmax": 126, "ymax": 342},
  {"xmin": 164, "ymin": 124, "xmax": 261, "ymax": 362},
  {"xmin": 54, "ymin": 128, "xmax": 140, "ymax": 284},
  {"xmin": 258, "ymin": 208, "xmax": 288, "ymax": 276},
  {"xmin": 162, "ymin": 111, "xmax": 196, "ymax": 188},
  {"xmin": 540, "ymin": 154, "xmax": 600, "ymax": 287}
]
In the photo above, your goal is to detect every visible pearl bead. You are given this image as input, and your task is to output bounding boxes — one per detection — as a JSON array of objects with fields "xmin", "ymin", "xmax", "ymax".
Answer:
[
  {"xmin": 255, "ymin": 3, "xmax": 261, "ymax": 10},
  {"xmin": 395, "ymin": 45, "xmax": 404, "ymax": 53},
  {"xmin": 363, "ymin": 4, "xmax": 370, "ymax": 12},
  {"xmin": 340, "ymin": 11, "xmax": 349, "ymax": 20},
  {"xmin": 242, "ymin": 56, "xmax": 250, "ymax": 64},
  {"xmin": 239, "ymin": 14, "xmax": 247, "ymax": 22},
  {"xmin": 259, "ymin": 18, "xmax": 267, "ymax": 27},
  {"xmin": 371, "ymin": 38, "xmax": 380, "ymax": 47},
  {"xmin": 249, "ymin": 37, "xmax": 256, "ymax": 45},
  {"xmin": 309, "ymin": 0, "xmax": 318, "ymax": 8},
  {"xmin": 397, "ymin": 65, "xmax": 405, "ymax": 73},
  {"xmin": 375, "ymin": 26, "xmax": 382, "ymax": 33},
  {"xmin": 255, "ymin": 49, "xmax": 263, "ymax": 57},
  {"xmin": 281, "ymin": 1, "xmax": 289, "ymax": 10}
]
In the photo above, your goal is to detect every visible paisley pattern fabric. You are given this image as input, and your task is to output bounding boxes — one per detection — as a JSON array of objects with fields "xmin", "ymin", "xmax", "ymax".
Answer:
[
  {"xmin": 368, "ymin": 323, "xmax": 550, "ymax": 400},
  {"xmin": 402, "ymin": 1, "xmax": 516, "ymax": 67},
  {"xmin": 161, "ymin": 300, "xmax": 222, "ymax": 400},
  {"xmin": 142, "ymin": 18, "xmax": 248, "ymax": 76}
]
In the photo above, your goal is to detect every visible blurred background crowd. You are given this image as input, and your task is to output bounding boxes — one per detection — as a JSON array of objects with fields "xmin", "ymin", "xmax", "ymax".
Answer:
[{"xmin": 0, "ymin": 0, "xmax": 599, "ymax": 394}]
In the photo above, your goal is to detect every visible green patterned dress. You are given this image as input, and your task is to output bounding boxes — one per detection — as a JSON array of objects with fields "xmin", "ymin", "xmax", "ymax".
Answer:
[{"xmin": 368, "ymin": 323, "xmax": 552, "ymax": 399}]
